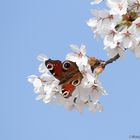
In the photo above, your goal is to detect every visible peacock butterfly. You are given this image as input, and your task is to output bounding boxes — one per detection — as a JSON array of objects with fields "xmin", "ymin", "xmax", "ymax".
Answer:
[{"xmin": 45, "ymin": 59, "xmax": 83, "ymax": 98}]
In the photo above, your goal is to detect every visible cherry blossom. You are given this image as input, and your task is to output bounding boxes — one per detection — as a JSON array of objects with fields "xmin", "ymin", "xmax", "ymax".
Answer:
[
  {"xmin": 66, "ymin": 44, "xmax": 89, "ymax": 71},
  {"xmin": 88, "ymin": 101, "xmax": 104, "ymax": 113},
  {"xmin": 87, "ymin": 9, "xmax": 121, "ymax": 38},
  {"xmin": 107, "ymin": 0, "xmax": 128, "ymax": 15},
  {"xmin": 28, "ymin": 46, "xmax": 106, "ymax": 113},
  {"xmin": 88, "ymin": 0, "xmax": 140, "ymax": 58},
  {"xmin": 28, "ymin": 75, "xmax": 43, "ymax": 93}
]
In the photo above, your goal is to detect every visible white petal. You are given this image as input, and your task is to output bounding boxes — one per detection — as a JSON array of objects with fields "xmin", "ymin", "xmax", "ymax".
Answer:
[
  {"xmin": 107, "ymin": 0, "xmax": 128, "ymax": 15},
  {"xmin": 80, "ymin": 44, "xmax": 86, "ymax": 55},
  {"xmin": 69, "ymin": 44, "xmax": 80, "ymax": 54},
  {"xmin": 87, "ymin": 19, "xmax": 98, "ymax": 27},
  {"xmin": 75, "ymin": 104, "xmax": 84, "ymax": 113},
  {"xmin": 64, "ymin": 102, "xmax": 74, "ymax": 111},
  {"xmin": 37, "ymin": 54, "xmax": 48, "ymax": 61},
  {"xmin": 38, "ymin": 63, "xmax": 48, "ymax": 73},
  {"xmin": 135, "ymin": 46, "xmax": 140, "ymax": 58},
  {"xmin": 36, "ymin": 94, "xmax": 45, "ymax": 100},
  {"xmin": 28, "ymin": 75, "xmax": 38, "ymax": 83},
  {"xmin": 33, "ymin": 78, "xmax": 42, "ymax": 88},
  {"xmin": 43, "ymin": 94, "xmax": 52, "ymax": 103},
  {"xmin": 66, "ymin": 53, "xmax": 79, "ymax": 62},
  {"xmin": 91, "ymin": 0, "xmax": 103, "ymax": 5}
]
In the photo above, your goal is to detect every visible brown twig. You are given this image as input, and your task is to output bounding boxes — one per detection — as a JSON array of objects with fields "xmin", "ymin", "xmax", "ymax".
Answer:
[{"xmin": 105, "ymin": 54, "xmax": 120, "ymax": 66}]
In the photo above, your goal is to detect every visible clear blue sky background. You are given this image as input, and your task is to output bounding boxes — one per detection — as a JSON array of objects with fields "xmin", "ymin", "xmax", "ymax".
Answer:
[{"xmin": 0, "ymin": 0, "xmax": 140, "ymax": 140}]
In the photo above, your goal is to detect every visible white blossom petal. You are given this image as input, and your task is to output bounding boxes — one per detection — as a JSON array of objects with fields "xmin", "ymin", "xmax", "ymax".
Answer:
[
  {"xmin": 91, "ymin": 0, "xmax": 103, "ymax": 5},
  {"xmin": 37, "ymin": 54, "xmax": 48, "ymax": 61}
]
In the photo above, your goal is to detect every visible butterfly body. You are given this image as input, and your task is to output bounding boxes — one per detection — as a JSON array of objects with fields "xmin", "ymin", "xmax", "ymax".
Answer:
[{"xmin": 45, "ymin": 59, "xmax": 83, "ymax": 98}]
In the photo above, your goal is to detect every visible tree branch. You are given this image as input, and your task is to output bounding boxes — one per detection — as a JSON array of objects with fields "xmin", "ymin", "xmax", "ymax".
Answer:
[
  {"xmin": 105, "ymin": 54, "xmax": 120, "ymax": 66},
  {"xmin": 89, "ymin": 54, "xmax": 120, "ymax": 73}
]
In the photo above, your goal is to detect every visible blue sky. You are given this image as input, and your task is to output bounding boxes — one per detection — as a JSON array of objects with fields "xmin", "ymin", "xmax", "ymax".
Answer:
[{"xmin": 0, "ymin": 0, "xmax": 140, "ymax": 140}]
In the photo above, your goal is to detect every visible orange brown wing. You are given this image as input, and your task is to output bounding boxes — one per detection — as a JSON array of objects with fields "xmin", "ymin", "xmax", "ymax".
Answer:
[
  {"xmin": 45, "ymin": 59, "xmax": 83, "ymax": 98},
  {"xmin": 61, "ymin": 72, "xmax": 83, "ymax": 98},
  {"xmin": 45, "ymin": 59, "xmax": 63, "ymax": 80}
]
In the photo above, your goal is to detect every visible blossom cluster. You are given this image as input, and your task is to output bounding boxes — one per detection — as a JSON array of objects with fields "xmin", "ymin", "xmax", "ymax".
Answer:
[
  {"xmin": 89, "ymin": 0, "xmax": 140, "ymax": 58},
  {"xmin": 28, "ymin": 0, "xmax": 140, "ymax": 113},
  {"xmin": 28, "ymin": 45, "xmax": 107, "ymax": 113}
]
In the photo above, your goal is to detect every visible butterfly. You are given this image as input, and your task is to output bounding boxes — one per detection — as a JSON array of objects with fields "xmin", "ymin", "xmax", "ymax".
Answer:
[{"xmin": 45, "ymin": 59, "xmax": 83, "ymax": 98}]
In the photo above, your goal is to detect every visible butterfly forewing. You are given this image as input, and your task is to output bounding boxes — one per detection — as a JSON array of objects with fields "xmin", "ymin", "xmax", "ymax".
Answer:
[{"xmin": 45, "ymin": 59, "xmax": 63, "ymax": 80}]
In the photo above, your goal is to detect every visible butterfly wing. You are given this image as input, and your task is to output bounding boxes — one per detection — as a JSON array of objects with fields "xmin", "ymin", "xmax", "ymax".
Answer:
[
  {"xmin": 61, "ymin": 72, "xmax": 83, "ymax": 98},
  {"xmin": 59, "ymin": 60, "xmax": 81, "ymax": 84},
  {"xmin": 45, "ymin": 59, "xmax": 63, "ymax": 80},
  {"xmin": 45, "ymin": 59, "xmax": 83, "ymax": 98},
  {"xmin": 45, "ymin": 59, "xmax": 80, "ymax": 82}
]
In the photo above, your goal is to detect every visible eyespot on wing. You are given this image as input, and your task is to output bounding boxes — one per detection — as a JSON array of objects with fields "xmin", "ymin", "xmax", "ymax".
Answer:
[{"xmin": 45, "ymin": 59, "xmax": 63, "ymax": 80}]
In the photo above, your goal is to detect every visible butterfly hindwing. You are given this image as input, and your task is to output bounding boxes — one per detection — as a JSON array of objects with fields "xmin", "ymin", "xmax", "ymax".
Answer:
[{"xmin": 61, "ymin": 72, "xmax": 83, "ymax": 98}]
